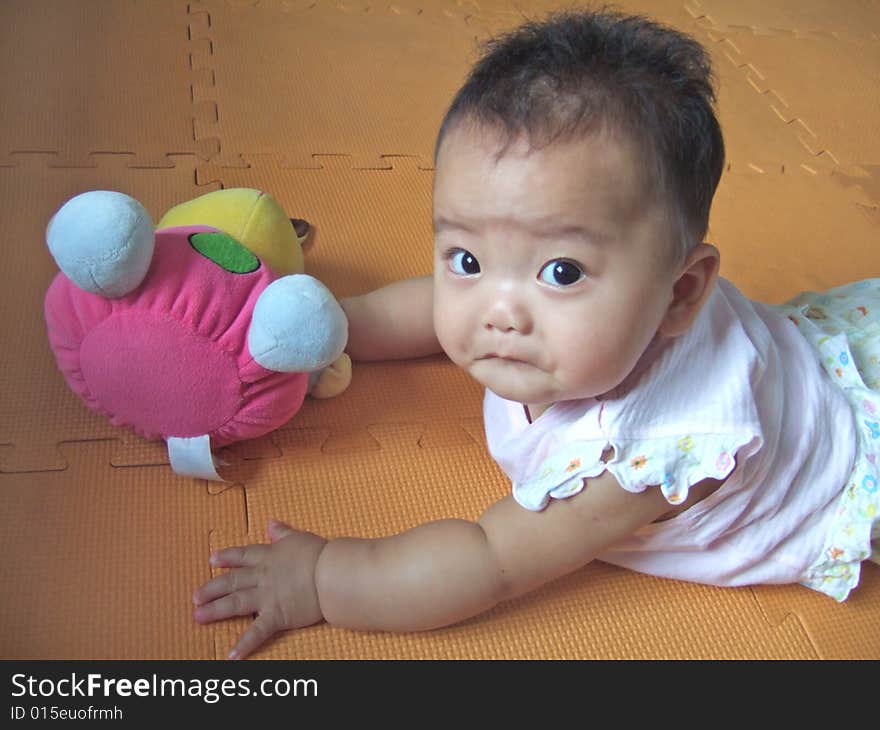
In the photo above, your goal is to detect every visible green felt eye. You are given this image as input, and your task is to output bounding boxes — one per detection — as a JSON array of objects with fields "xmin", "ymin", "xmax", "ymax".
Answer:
[{"xmin": 189, "ymin": 232, "xmax": 260, "ymax": 274}]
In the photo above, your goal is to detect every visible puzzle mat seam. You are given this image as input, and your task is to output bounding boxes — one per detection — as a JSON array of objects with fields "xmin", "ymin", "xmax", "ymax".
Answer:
[
  {"xmin": 686, "ymin": 0, "xmax": 880, "ymax": 42},
  {"xmin": 702, "ymin": 34, "xmax": 872, "ymax": 175},
  {"xmin": 3, "ymin": 1, "xmax": 873, "ymax": 190}
]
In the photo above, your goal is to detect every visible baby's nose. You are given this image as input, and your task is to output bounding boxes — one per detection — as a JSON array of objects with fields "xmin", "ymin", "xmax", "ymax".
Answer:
[{"xmin": 483, "ymin": 290, "xmax": 533, "ymax": 334}]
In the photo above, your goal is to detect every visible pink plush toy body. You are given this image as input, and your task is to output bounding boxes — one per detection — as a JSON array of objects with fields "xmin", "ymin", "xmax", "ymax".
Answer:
[
  {"xmin": 45, "ymin": 225, "xmax": 308, "ymax": 447},
  {"xmin": 43, "ymin": 190, "xmax": 349, "ymax": 479}
]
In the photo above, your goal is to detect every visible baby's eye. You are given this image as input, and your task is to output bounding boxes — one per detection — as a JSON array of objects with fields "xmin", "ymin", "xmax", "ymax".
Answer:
[
  {"xmin": 538, "ymin": 259, "xmax": 585, "ymax": 287},
  {"xmin": 447, "ymin": 248, "xmax": 481, "ymax": 276}
]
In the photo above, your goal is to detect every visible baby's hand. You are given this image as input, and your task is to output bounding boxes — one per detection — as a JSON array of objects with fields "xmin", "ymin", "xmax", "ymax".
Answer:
[{"xmin": 192, "ymin": 519, "xmax": 327, "ymax": 659}]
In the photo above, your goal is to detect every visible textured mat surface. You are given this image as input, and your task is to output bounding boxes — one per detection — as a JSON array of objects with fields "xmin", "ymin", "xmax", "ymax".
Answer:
[{"xmin": 1, "ymin": 0, "xmax": 877, "ymax": 660}]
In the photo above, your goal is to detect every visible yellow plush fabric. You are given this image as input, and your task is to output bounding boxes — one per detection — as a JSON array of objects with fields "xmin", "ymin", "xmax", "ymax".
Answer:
[{"xmin": 158, "ymin": 188, "xmax": 305, "ymax": 276}]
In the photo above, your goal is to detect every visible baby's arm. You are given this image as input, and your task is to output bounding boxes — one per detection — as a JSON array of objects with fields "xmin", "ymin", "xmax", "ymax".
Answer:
[
  {"xmin": 340, "ymin": 275, "xmax": 440, "ymax": 361},
  {"xmin": 316, "ymin": 471, "xmax": 673, "ymax": 631},
  {"xmin": 193, "ymin": 470, "xmax": 678, "ymax": 657}
]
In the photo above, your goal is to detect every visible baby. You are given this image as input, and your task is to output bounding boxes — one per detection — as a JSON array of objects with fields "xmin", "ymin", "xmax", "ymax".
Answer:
[{"xmin": 192, "ymin": 9, "xmax": 880, "ymax": 659}]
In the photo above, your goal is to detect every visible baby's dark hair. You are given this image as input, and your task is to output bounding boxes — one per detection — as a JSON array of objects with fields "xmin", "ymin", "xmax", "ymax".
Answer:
[{"xmin": 435, "ymin": 7, "xmax": 725, "ymax": 260}]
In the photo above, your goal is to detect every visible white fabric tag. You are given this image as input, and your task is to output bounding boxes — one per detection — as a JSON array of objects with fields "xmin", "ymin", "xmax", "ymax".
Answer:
[{"xmin": 167, "ymin": 435, "xmax": 227, "ymax": 482}]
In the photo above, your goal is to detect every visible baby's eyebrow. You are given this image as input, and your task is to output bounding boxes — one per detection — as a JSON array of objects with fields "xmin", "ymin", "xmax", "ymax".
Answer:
[
  {"xmin": 433, "ymin": 216, "xmax": 476, "ymax": 234},
  {"xmin": 434, "ymin": 216, "xmax": 607, "ymax": 244},
  {"xmin": 535, "ymin": 223, "xmax": 608, "ymax": 244}
]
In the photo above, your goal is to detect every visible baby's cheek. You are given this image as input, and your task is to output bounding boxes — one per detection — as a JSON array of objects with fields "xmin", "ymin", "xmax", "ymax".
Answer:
[
  {"xmin": 433, "ymin": 315, "xmax": 465, "ymax": 360},
  {"xmin": 440, "ymin": 338, "xmax": 470, "ymax": 369},
  {"xmin": 557, "ymin": 346, "xmax": 625, "ymax": 397}
]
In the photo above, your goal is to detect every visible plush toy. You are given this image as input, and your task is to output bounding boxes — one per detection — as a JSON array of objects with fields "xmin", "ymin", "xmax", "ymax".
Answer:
[{"xmin": 43, "ymin": 188, "xmax": 351, "ymax": 480}]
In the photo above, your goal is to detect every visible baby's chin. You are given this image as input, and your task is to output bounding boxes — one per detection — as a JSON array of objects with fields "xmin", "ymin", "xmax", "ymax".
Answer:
[{"xmin": 470, "ymin": 362, "xmax": 625, "ymax": 406}]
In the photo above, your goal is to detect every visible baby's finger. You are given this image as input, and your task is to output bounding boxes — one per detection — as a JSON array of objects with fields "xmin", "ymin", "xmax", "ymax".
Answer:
[
  {"xmin": 227, "ymin": 613, "xmax": 280, "ymax": 660},
  {"xmin": 192, "ymin": 567, "xmax": 258, "ymax": 607},
  {"xmin": 209, "ymin": 543, "xmax": 269, "ymax": 568},
  {"xmin": 268, "ymin": 519, "xmax": 295, "ymax": 543},
  {"xmin": 192, "ymin": 587, "xmax": 262, "ymax": 624}
]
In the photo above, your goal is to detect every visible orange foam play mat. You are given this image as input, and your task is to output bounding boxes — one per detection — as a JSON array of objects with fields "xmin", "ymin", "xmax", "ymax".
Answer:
[{"xmin": 1, "ymin": 0, "xmax": 878, "ymax": 659}]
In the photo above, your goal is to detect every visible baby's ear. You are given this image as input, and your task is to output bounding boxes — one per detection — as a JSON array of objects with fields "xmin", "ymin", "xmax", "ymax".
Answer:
[{"xmin": 658, "ymin": 243, "xmax": 720, "ymax": 337}]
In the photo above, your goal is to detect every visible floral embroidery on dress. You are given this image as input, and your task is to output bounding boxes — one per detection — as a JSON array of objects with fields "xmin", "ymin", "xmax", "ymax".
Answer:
[
  {"xmin": 849, "ymin": 306, "xmax": 868, "ymax": 323},
  {"xmin": 511, "ymin": 441, "xmax": 607, "ymax": 511},
  {"xmin": 716, "ymin": 451, "xmax": 732, "ymax": 471},
  {"xmin": 512, "ymin": 430, "xmax": 754, "ymax": 513}
]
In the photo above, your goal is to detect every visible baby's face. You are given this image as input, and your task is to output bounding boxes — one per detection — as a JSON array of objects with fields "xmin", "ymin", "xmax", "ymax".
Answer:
[{"xmin": 432, "ymin": 123, "xmax": 682, "ymax": 407}]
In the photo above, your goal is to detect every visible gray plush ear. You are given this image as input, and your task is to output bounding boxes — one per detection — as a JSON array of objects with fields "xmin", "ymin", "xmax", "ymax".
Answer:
[
  {"xmin": 46, "ymin": 190, "xmax": 155, "ymax": 298},
  {"xmin": 248, "ymin": 274, "xmax": 348, "ymax": 373}
]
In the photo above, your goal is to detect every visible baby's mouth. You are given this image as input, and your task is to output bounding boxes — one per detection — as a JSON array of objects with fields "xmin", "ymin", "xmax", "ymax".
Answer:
[{"xmin": 479, "ymin": 353, "xmax": 531, "ymax": 365}]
